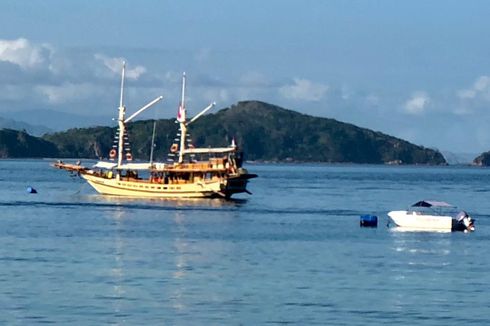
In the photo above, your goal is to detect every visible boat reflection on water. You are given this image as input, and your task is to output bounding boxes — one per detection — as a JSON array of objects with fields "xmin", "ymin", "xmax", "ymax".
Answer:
[
  {"xmin": 84, "ymin": 194, "xmax": 248, "ymax": 210},
  {"xmin": 102, "ymin": 207, "xmax": 203, "ymax": 314},
  {"xmin": 107, "ymin": 207, "xmax": 128, "ymax": 317}
]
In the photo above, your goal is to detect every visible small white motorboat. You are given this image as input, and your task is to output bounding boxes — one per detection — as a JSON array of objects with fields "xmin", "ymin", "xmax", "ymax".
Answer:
[{"xmin": 388, "ymin": 200, "xmax": 475, "ymax": 232}]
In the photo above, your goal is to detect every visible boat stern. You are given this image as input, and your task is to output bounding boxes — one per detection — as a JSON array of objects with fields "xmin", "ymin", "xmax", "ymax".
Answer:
[
  {"xmin": 221, "ymin": 169, "xmax": 258, "ymax": 198},
  {"xmin": 452, "ymin": 211, "xmax": 475, "ymax": 232}
]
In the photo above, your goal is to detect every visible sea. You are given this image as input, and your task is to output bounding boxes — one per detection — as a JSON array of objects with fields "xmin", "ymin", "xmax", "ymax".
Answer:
[{"xmin": 1, "ymin": 159, "xmax": 490, "ymax": 325}]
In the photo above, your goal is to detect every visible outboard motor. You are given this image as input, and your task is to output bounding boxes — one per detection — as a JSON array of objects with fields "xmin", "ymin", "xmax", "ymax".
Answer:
[
  {"xmin": 452, "ymin": 211, "xmax": 475, "ymax": 232},
  {"xmin": 462, "ymin": 215, "xmax": 475, "ymax": 232}
]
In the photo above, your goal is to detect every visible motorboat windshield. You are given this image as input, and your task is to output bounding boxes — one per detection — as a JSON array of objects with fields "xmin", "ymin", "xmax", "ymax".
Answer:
[
  {"xmin": 411, "ymin": 200, "xmax": 453, "ymax": 208},
  {"xmin": 407, "ymin": 200, "xmax": 460, "ymax": 217}
]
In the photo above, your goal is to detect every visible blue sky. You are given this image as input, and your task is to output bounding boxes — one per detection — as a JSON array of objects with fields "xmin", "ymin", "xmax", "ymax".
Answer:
[{"xmin": 1, "ymin": 0, "xmax": 490, "ymax": 153}]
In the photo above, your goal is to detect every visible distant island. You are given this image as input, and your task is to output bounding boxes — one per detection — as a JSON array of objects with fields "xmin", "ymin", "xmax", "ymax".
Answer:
[
  {"xmin": 0, "ymin": 128, "xmax": 58, "ymax": 158},
  {"xmin": 2, "ymin": 101, "xmax": 448, "ymax": 164},
  {"xmin": 473, "ymin": 151, "xmax": 490, "ymax": 166}
]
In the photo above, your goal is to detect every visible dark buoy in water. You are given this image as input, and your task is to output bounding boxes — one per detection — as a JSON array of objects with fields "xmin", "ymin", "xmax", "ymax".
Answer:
[
  {"xmin": 360, "ymin": 214, "xmax": 377, "ymax": 227},
  {"xmin": 27, "ymin": 186, "xmax": 37, "ymax": 194}
]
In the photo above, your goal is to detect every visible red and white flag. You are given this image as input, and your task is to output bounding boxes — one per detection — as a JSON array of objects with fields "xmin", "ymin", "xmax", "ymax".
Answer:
[{"xmin": 177, "ymin": 103, "xmax": 186, "ymax": 122}]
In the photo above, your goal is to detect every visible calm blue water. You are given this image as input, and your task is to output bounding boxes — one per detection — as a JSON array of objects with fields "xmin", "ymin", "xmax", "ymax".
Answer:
[{"xmin": 1, "ymin": 160, "xmax": 490, "ymax": 325}]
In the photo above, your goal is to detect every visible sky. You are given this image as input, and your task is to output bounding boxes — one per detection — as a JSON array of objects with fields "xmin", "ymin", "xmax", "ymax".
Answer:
[{"xmin": 1, "ymin": 0, "xmax": 490, "ymax": 153}]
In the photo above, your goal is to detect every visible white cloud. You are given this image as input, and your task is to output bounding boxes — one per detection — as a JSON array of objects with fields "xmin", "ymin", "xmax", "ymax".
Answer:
[
  {"xmin": 240, "ymin": 71, "xmax": 268, "ymax": 87},
  {"xmin": 457, "ymin": 76, "xmax": 490, "ymax": 100},
  {"xmin": 94, "ymin": 54, "xmax": 146, "ymax": 80},
  {"xmin": 457, "ymin": 75, "xmax": 490, "ymax": 101},
  {"xmin": 474, "ymin": 76, "xmax": 490, "ymax": 92},
  {"xmin": 457, "ymin": 89, "xmax": 476, "ymax": 100},
  {"xmin": 0, "ymin": 38, "xmax": 52, "ymax": 69},
  {"xmin": 403, "ymin": 92, "xmax": 430, "ymax": 115},
  {"xmin": 455, "ymin": 76, "xmax": 490, "ymax": 114},
  {"xmin": 36, "ymin": 82, "xmax": 102, "ymax": 104},
  {"xmin": 279, "ymin": 78, "xmax": 329, "ymax": 101},
  {"xmin": 200, "ymin": 88, "xmax": 230, "ymax": 103},
  {"xmin": 162, "ymin": 71, "xmax": 182, "ymax": 83},
  {"xmin": 0, "ymin": 38, "xmax": 167, "ymax": 116},
  {"xmin": 341, "ymin": 86, "xmax": 351, "ymax": 100}
]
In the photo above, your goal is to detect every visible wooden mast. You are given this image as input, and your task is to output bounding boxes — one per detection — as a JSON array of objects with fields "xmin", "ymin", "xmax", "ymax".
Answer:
[{"xmin": 117, "ymin": 62, "xmax": 126, "ymax": 169}]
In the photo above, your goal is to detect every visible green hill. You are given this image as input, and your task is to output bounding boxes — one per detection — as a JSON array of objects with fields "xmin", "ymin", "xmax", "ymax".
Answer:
[
  {"xmin": 42, "ymin": 101, "xmax": 446, "ymax": 164},
  {"xmin": 473, "ymin": 151, "xmax": 490, "ymax": 166},
  {"xmin": 0, "ymin": 128, "xmax": 58, "ymax": 158}
]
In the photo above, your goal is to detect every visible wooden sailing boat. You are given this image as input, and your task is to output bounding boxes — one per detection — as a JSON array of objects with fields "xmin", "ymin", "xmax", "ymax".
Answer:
[{"xmin": 54, "ymin": 63, "xmax": 257, "ymax": 199}]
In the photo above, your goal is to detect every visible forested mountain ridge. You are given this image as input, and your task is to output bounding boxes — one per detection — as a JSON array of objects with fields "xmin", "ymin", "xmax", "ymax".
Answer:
[
  {"xmin": 0, "ymin": 129, "xmax": 58, "ymax": 158},
  {"xmin": 41, "ymin": 101, "xmax": 446, "ymax": 164},
  {"xmin": 473, "ymin": 151, "xmax": 490, "ymax": 166}
]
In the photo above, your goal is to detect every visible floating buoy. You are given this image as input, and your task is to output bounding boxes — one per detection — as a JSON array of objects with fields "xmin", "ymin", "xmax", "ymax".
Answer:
[
  {"xmin": 360, "ymin": 214, "xmax": 377, "ymax": 227},
  {"xmin": 27, "ymin": 186, "xmax": 37, "ymax": 194}
]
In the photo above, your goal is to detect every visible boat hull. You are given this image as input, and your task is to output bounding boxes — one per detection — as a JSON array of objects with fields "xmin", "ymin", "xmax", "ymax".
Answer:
[
  {"xmin": 81, "ymin": 173, "xmax": 250, "ymax": 198},
  {"xmin": 388, "ymin": 210, "xmax": 453, "ymax": 231}
]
